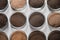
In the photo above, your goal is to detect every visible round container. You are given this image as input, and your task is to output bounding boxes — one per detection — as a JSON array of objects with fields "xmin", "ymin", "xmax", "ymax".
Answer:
[
  {"xmin": 29, "ymin": 12, "xmax": 45, "ymax": 30},
  {"xmin": 0, "ymin": 31, "xmax": 8, "ymax": 40},
  {"xmin": 47, "ymin": 12, "xmax": 60, "ymax": 31},
  {"xmin": 47, "ymin": 0, "xmax": 60, "ymax": 11},
  {"xmin": 28, "ymin": 31, "xmax": 46, "ymax": 40},
  {"xmin": 10, "ymin": 12, "xmax": 26, "ymax": 29},
  {"xmin": 0, "ymin": 13, "xmax": 8, "ymax": 31},
  {"xmin": 10, "ymin": 31, "xmax": 27, "ymax": 40},
  {"xmin": 48, "ymin": 30, "xmax": 60, "ymax": 40},
  {"xmin": 29, "ymin": 0, "xmax": 45, "ymax": 10},
  {"xmin": 10, "ymin": 0, "xmax": 27, "ymax": 11},
  {"xmin": 0, "ymin": 0, "xmax": 8, "ymax": 12}
]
